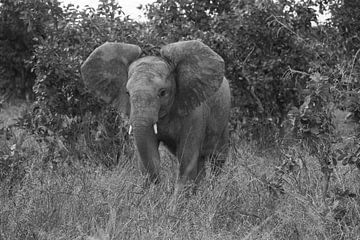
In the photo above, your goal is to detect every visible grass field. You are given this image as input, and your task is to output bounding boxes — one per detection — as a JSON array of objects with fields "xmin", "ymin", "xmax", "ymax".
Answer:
[{"xmin": 1, "ymin": 103, "xmax": 360, "ymax": 240}]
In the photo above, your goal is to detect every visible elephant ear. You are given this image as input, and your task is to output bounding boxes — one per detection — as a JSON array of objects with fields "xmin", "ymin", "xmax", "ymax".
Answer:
[
  {"xmin": 81, "ymin": 42, "xmax": 142, "ymax": 113},
  {"xmin": 160, "ymin": 40, "xmax": 225, "ymax": 116}
]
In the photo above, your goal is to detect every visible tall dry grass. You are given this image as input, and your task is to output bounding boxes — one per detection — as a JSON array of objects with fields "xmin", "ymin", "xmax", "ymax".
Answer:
[{"xmin": 1, "ymin": 104, "xmax": 360, "ymax": 240}]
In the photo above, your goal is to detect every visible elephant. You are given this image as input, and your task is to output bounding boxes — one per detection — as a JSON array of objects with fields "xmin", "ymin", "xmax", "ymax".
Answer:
[{"xmin": 81, "ymin": 40, "xmax": 231, "ymax": 186}]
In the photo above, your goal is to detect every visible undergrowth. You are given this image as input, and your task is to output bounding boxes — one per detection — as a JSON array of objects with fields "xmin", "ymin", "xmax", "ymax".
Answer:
[{"xmin": 1, "ymin": 104, "xmax": 360, "ymax": 240}]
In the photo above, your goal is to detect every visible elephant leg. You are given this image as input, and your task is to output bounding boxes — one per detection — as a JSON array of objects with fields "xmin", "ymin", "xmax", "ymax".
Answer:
[
  {"xmin": 177, "ymin": 130, "xmax": 204, "ymax": 185},
  {"xmin": 210, "ymin": 150, "xmax": 227, "ymax": 176},
  {"xmin": 178, "ymin": 146, "xmax": 200, "ymax": 184},
  {"xmin": 196, "ymin": 156, "xmax": 206, "ymax": 184},
  {"xmin": 210, "ymin": 129, "xmax": 229, "ymax": 176},
  {"xmin": 177, "ymin": 108, "xmax": 206, "ymax": 186}
]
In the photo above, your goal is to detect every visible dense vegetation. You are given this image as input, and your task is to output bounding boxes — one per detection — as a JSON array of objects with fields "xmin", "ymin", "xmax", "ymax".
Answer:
[{"xmin": 1, "ymin": 0, "xmax": 360, "ymax": 239}]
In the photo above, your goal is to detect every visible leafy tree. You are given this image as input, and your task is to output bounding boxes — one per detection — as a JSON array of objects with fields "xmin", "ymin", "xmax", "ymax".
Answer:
[
  {"xmin": 329, "ymin": 0, "xmax": 360, "ymax": 54},
  {"xmin": 0, "ymin": 0, "xmax": 64, "ymax": 100},
  {"xmin": 145, "ymin": 0, "xmax": 326, "ymax": 143},
  {"xmin": 16, "ymin": 0, "xmax": 154, "ymax": 167}
]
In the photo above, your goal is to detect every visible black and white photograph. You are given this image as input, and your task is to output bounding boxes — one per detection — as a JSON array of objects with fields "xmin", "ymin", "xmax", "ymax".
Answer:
[{"xmin": 1, "ymin": 0, "xmax": 360, "ymax": 239}]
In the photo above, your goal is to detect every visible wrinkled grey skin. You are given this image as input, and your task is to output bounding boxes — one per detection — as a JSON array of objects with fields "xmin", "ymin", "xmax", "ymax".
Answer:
[{"xmin": 81, "ymin": 40, "xmax": 231, "ymax": 185}]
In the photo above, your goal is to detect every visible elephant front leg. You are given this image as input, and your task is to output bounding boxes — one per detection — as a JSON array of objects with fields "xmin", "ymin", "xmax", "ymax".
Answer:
[
  {"xmin": 177, "ymin": 134, "xmax": 205, "ymax": 186},
  {"xmin": 178, "ymin": 147, "xmax": 200, "ymax": 184},
  {"xmin": 176, "ymin": 108, "xmax": 206, "ymax": 188}
]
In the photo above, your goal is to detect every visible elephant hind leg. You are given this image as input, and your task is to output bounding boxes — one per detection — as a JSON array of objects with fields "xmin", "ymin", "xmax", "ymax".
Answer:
[
  {"xmin": 209, "ymin": 130, "xmax": 229, "ymax": 176},
  {"xmin": 209, "ymin": 150, "xmax": 227, "ymax": 176},
  {"xmin": 209, "ymin": 126, "xmax": 229, "ymax": 176},
  {"xmin": 196, "ymin": 156, "xmax": 206, "ymax": 184}
]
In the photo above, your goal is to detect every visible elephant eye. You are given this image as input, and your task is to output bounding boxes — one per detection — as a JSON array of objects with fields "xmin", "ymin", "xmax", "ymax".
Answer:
[
  {"xmin": 126, "ymin": 91, "xmax": 130, "ymax": 96},
  {"xmin": 158, "ymin": 89, "xmax": 167, "ymax": 98}
]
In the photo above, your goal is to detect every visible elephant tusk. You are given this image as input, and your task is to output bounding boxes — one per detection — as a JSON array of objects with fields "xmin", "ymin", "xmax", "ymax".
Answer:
[
  {"xmin": 153, "ymin": 123, "xmax": 158, "ymax": 135},
  {"xmin": 128, "ymin": 125, "xmax": 132, "ymax": 135}
]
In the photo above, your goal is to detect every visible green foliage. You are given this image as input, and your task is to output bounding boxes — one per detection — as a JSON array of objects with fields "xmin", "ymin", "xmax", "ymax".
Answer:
[
  {"xmin": 28, "ymin": 0, "xmax": 144, "ymax": 167},
  {"xmin": 144, "ymin": 0, "xmax": 326, "ymax": 143},
  {"xmin": 289, "ymin": 72, "xmax": 335, "ymax": 140},
  {"xmin": 329, "ymin": 0, "xmax": 360, "ymax": 54},
  {"xmin": 3, "ymin": 0, "xmax": 359, "ymax": 149},
  {"xmin": 1, "ymin": 0, "xmax": 147, "ymax": 168},
  {"xmin": 0, "ymin": 0, "xmax": 58, "ymax": 99},
  {"xmin": 0, "ymin": 133, "xmax": 26, "ymax": 190}
]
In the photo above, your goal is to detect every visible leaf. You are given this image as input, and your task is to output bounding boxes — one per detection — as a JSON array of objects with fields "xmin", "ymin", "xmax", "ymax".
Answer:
[
  {"xmin": 310, "ymin": 127, "xmax": 320, "ymax": 135},
  {"xmin": 300, "ymin": 95, "xmax": 312, "ymax": 113},
  {"xmin": 310, "ymin": 72, "xmax": 322, "ymax": 82}
]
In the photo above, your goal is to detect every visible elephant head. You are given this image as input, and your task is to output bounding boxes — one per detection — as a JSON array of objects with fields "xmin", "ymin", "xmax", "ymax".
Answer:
[{"xmin": 81, "ymin": 40, "xmax": 225, "ymax": 183}]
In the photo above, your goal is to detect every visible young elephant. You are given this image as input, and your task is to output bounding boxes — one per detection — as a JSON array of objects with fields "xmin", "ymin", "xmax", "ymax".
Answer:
[{"xmin": 81, "ymin": 40, "xmax": 231, "ymax": 185}]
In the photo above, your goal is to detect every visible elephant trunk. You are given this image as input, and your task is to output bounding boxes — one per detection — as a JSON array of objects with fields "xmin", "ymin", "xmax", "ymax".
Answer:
[
  {"xmin": 129, "ymin": 91, "xmax": 161, "ymax": 183},
  {"xmin": 132, "ymin": 123, "xmax": 161, "ymax": 183}
]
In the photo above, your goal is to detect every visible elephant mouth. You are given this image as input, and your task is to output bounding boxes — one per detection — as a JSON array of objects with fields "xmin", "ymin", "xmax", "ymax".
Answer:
[
  {"xmin": 159, "ymin": 110, "xmax": 167, "ymax": 119},
  {"xmin": 129, "ymin": 123, "xmax": 158, "ymax": 135}
]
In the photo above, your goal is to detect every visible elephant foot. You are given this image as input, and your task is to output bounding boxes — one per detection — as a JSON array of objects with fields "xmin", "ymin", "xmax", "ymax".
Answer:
[
  {"xmin": 175, "ymin": 178, "xmax": 199, "ymax": 196},
  {"xmin": 210, "ymin": 158, "xmax": 226, "ymax": 176},
  {"xmin": 140, "ymin": 173, "xmax": 160, "ymax": 190}
]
